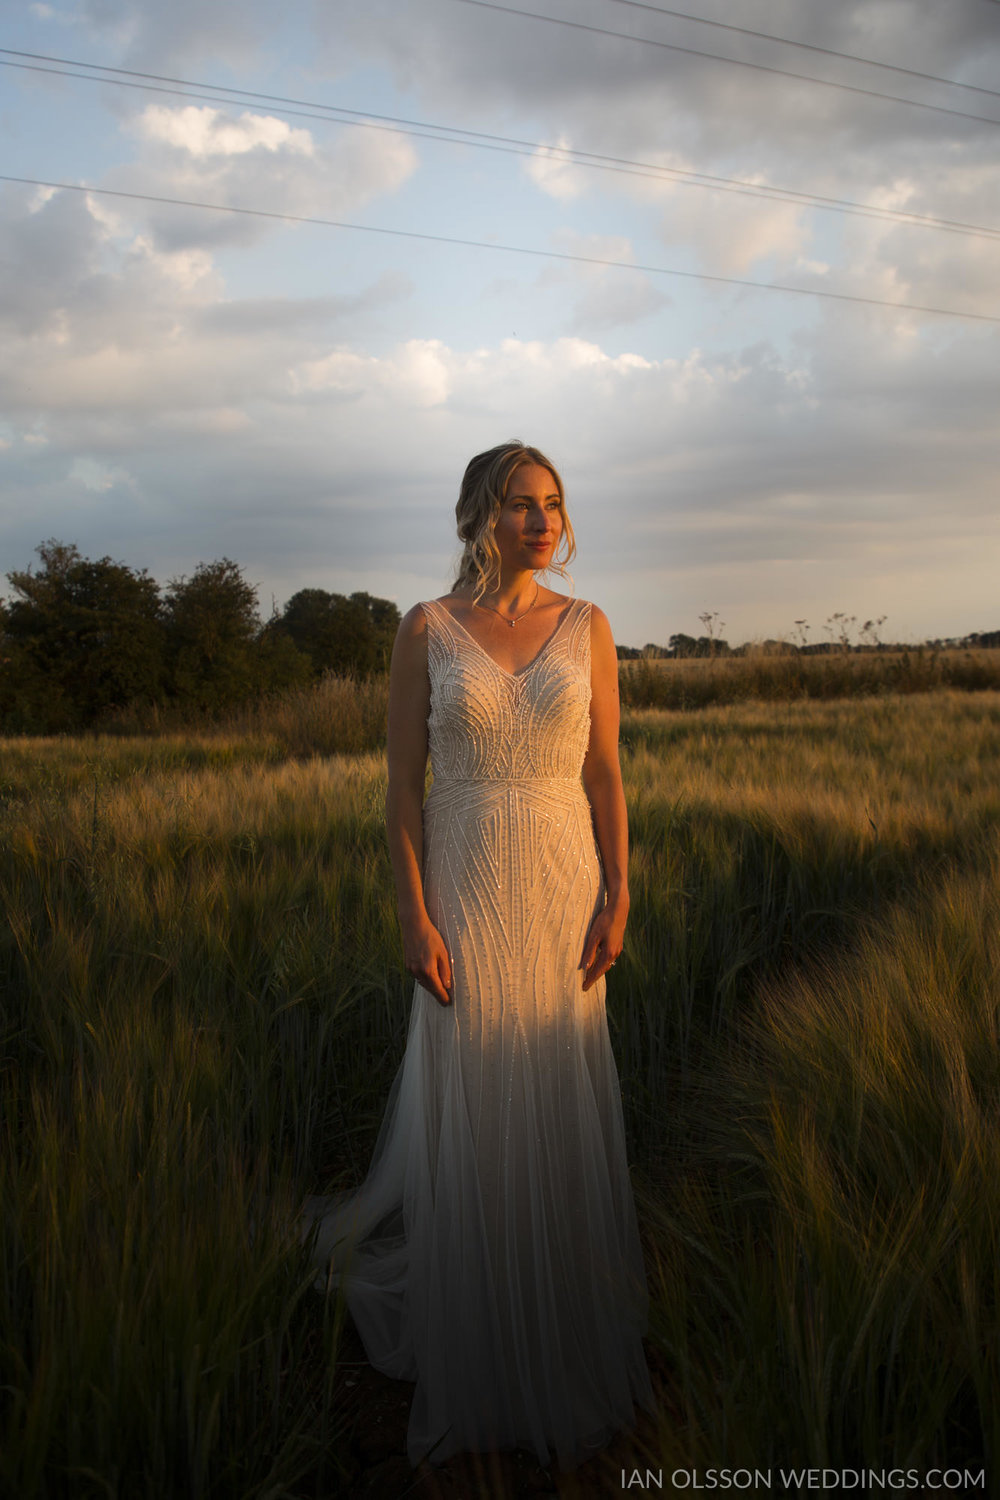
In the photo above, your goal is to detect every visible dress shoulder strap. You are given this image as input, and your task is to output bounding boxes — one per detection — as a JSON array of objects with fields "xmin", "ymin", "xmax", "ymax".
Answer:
[
  {"xmin": 563, "ymin": 597, "xmax": 593, "ymax": 668},
  {"xmin": 418, "ymin": 598, "xmax": 454, "ymax": 675}
]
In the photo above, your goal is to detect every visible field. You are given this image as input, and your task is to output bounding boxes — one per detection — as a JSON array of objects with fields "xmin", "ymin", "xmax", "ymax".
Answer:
[
  {"xmin": 617, "ymin": 644, "xmax": 1000, "ymax": 712},
  {"xmin": 2, "ymin": 685, "xmax": 999, "ymax": 1496}
]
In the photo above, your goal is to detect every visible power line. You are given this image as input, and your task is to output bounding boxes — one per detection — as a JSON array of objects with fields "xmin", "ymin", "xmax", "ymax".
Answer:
[
  {"xmin": 3, "ymin": 174, "xmax": 998, "ymax": 324},
  {"xmin": 3, "ymin": 51, "xmax": 1000, "ymax": 241},
  {"xmin": 600, "ymin": 0, "xmax": 1000, "ymax": 102},
  {"xmin": 448, "ymin": 0, "xmax": 1000, "ymax": 129}
]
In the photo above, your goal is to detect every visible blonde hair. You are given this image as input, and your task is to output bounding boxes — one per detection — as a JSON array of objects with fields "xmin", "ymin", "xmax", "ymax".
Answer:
[{"xmin": 452, "ymin": 440, "xmax": 576, "ymax": 601}]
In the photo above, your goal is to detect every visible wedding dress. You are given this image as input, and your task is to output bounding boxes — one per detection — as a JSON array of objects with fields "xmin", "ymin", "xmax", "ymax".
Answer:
[{"xmin": 308, "ymin": 595, "xmax": 653, "ymax": 1468}]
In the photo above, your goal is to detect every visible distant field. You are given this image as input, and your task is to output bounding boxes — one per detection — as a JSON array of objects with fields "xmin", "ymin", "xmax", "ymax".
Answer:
[
  {"xmin": 56, "ymin": 645, "xmax": 1000, "ymax": 759},
  {"xmin": 1, "ymin": 689, "xmax": 998, "ymax": 1494},
  {"xmin": 618, "ymin": 644, "xmax": 1000, "ymax": 710}
]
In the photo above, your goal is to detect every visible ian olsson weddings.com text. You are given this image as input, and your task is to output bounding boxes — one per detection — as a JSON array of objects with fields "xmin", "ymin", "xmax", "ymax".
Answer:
[{"xmin": 621, "ymin": 1468, "xmax": 987, "ymax": 1493}]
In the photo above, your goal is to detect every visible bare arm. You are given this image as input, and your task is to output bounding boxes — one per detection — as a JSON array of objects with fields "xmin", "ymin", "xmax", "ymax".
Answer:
[
  {"xmin": 385, "ymin": 605, "xmax": 452, "ymax": 1006},
  {"xmin": 580, "ymin": 605, "xmax": 629, "ymax": 992}
]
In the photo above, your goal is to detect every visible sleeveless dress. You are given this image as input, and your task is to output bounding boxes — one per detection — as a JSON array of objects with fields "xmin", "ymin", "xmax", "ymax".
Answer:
[{"xmin": 307, "ymin": 596, "xmax": 653, "ymax": 1468}]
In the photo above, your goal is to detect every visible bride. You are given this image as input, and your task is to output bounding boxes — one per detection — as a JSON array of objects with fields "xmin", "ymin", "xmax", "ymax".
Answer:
[{"xmin": 309, "ymin": 440, "xmax": 653, "ymax": 1469}]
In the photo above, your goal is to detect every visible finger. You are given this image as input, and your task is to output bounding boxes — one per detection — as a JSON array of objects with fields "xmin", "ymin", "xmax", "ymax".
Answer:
[
  {"xmin": 432, "ymin": 950, "xmax": 452, "ymax": 1002},
  {"xmin": 583, "ymin": 949, "xmax": 619, "ymax": 991},
  {"xmin": 585, "ymin": 934, "xmax": 611, "ymax": 968},
  {"xmin": 421, "ymin": 970, "xmax": 451, "ymax": 1006},
  {"xmin": 580, "ymin": 933, "xmax": 603, "ymax": 970}
]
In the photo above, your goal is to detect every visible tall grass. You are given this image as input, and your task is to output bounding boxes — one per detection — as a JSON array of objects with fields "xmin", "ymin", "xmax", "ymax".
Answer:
[
  {"xmin": 62, "ymin": 646, "xmax": 1000, "ymax": 756},
  {"xmin": 1, "ymin": 755, "xmax": 396, "ymax": 1496},
  {"xmin": 1, "ymin": 689, "xmax": 998, "ymax": 1491},
  {"xmin": 620, "ymin": 645, "xmax": 1000, "ymax": 711},
  {"xmin": 95, "ymin": 674, "xmax": 390, "ymax": 757},
  {"xmin": 641, "ymin": 854, "xmax": 1000, "ymax": 1471}
]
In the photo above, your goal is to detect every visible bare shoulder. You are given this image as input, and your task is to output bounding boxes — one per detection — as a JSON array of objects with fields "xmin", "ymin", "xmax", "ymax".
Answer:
[
  {"xmin": 398, "ymin": 601, "xmax": 430, "ymax": 637},
  {"xmin": 390, "ymin": 603, "xmax": 429, "ymax": 676},
  {"xmin": 392, "ymin": 600, "xmax": 431, "ymax": 648},
  {"xmin": 586, "ymin": 602, "xmax": 616, "ymax": 646}
]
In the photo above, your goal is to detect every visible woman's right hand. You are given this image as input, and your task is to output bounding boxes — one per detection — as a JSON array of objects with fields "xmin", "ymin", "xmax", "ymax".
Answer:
[{"xmin": 403, "ymin": 918, "xmax": 453, "ymax": 1007}]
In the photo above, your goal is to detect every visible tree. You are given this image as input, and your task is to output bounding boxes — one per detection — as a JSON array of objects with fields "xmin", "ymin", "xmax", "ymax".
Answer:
[
  {"xmin": 668, "ymin": 633, "xmax": 697, "ymax": 658},
  {"xmin": 351, "ymin": 591, "xmax": 401, "ymax": 673},
  {"xmin": 1, "ymin": 540, "xmax": 165, "ymax": 730},
  {"xmin": 164, "ymin": 559, "xmax": 263, "ymax": 712},
  {"xmin": 274, "ymin": 588, "xmax": 400, "ymax": 676}
]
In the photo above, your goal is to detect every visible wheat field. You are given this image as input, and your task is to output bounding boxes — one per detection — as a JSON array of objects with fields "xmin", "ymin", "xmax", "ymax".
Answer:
[{"xmin": 1, "ymin": 687, "xmax": 998, "ymax": 1495}]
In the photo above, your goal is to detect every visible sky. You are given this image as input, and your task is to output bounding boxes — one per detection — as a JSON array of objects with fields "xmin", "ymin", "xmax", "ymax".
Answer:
[{"xmin": 1, "ymin": 0, "xmax": 998, "ymax": 650}]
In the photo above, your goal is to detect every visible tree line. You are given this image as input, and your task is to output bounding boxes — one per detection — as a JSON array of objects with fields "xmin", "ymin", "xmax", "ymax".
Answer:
[
  {"xmin": 4, "ymin": 541, "xmax": 996, "ymax": 734},
  {"xmin": 0, "ymin": 541, "xmax": 400, "ymax": 733}
]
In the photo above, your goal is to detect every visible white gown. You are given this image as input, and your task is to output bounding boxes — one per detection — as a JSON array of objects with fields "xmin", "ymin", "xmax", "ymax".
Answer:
[{"xmin": 308, "ymin": 596, "xmax": 653, "ymax": 1468}]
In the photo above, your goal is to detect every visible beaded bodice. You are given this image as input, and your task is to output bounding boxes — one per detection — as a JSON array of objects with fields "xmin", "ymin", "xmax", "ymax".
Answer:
[{"xmin": 420, "ymin": 598, "xmax": 593, "ymax": 784}]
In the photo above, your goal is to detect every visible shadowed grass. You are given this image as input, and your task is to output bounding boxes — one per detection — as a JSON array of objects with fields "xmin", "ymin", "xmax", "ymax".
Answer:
[{"xmin": 641, "ymin": 853, "xmax": 999, "ymax": 1472}]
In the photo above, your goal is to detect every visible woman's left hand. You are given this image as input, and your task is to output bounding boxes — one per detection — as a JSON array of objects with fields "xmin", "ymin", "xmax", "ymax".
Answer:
[{"xmin": 581, "ymin": 901, "xmax": 627, "ymax": 992}]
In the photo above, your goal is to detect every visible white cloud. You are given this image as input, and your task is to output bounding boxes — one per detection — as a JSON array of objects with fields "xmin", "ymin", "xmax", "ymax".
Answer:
[
  {"xmin": 136, "ymin": 105, "xmax": 316, "ymax": 159},
  {"xmin": 107, "ymin": 103, "xmax": 419, "ymax": 252},
  {"xmin": 524, "ymin": 138, "xmax": 586, "ymax": 201}
]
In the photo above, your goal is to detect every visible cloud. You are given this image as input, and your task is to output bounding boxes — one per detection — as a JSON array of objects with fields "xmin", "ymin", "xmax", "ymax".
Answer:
[
  {"xmin": 78, "ymin": 0, "xmax": 275, "ymax": 70},
  {"xmin": 110, "ymin": 102, "xmax": 418, "ymax": 252},
  {"xmin": 3, "ymin": 279, "xmax": 997, "ymax": 641},
  {"xmin": 658, "ymin": 183, "xmax": 811, "ymax": 276},
  {"xmin": 4, "ymin": 0, "xmax": 998, "ymax": 649},
  {"xmin": 135, "ymin": 105, "xmax": 316, "ymax": 159},
  {"xmin": 532, "ymin": 232, "xmax": 672, "ymax": 332},
  {"xmin": 310, "ymin": 0, "xmax": 1000, "ymax": 305},
  {"xmin": 312, "ymin": 0, "xmax": 1000, "ymax": 158},
  {"xmin": 524, "ymin": 138, "xmax": 586, "ymax": 202}
]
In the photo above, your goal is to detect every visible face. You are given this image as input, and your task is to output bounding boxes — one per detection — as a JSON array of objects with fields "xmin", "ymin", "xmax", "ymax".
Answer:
[{"xmin": 493, "ymin": 462, "xmax": 564, "ymax": 575}]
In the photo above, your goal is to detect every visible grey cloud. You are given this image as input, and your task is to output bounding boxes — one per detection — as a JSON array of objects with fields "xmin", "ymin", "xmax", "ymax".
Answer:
[
  {"xmin": 194, "ymin": 276, "xmax": 413, "ymax": 336},
  {"xmin": 567, "ymin": 274, "xmax": 671, "ymax": 333},
  {"xmin": 311, "ymin": 0, "xmax": 1000, "ymax": 160},
  {"xmin": 80, "ymin": 0, "xmax": 274, "ymax": 71},
  {"xmin": 0, "ymin": 187, "xmax": 106, "ymax": 336}
]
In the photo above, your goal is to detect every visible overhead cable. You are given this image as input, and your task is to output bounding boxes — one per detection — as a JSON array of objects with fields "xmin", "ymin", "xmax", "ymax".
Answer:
[
  {"xmin": 601, "ymin": 0, "xmax": 1000, "ymax": 101},
  {"xmin": 2, "ymin": 174, "xmax": 997, "ymax": 325},
  {"xmin": 448, "ymin": 0, "xmax": 1000, "ymax": 128},
  {"xmin": 2, "ymin": 52, "xmax": 999, "ymax": 241}
]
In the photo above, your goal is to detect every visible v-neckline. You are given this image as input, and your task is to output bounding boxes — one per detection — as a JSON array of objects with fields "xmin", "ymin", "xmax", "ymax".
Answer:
[{"xmin": 432, "ymin": 597, "xmax": 578, "ymax": 681}]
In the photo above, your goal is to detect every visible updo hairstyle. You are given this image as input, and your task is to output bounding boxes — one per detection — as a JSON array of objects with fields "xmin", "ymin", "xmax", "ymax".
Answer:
[{"xmin": 451, "ymin": 440, "xmax": 577, "ymax": 602}]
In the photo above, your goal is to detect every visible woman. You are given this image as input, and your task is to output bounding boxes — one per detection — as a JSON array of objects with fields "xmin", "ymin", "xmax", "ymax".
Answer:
[{"xmin": 310, "ymin": 440, "xmax": 652, "ymax": 1469}]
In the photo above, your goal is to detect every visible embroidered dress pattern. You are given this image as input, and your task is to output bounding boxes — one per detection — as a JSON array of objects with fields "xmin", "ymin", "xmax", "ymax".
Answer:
[{"xmin": 308, "ymin": 596, "xmax": 652, "ymax": 1468}]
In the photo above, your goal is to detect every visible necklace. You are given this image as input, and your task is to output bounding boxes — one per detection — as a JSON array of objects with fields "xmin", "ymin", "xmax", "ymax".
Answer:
[{"xmin": 475, "ymin": 582, "xmax": 540, "ymax": 627}]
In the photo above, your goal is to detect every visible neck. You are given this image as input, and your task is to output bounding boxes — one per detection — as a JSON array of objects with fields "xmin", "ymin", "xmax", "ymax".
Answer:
[{"xmin": 481, "ymin": 569, "xmax": 538, "ymax": 612}]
